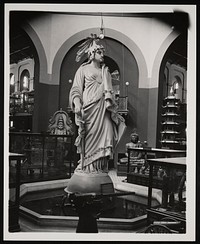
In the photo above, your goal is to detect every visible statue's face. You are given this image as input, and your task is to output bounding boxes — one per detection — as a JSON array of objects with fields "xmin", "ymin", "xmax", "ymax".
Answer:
[
  {"xmin": 57, "ymin": 121, "xmax": 64, "ymax": 129},
  {"xmin": 131, "ymin": 134, "xmax": 138, "ymax": 143},
  {"xmin": 94, "ymin": 49, "xmax": 104, "ymax": 63}
]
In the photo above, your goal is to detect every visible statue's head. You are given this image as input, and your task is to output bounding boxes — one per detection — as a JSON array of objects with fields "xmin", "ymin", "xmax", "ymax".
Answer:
[
  {"xmin": 87, "ymin": 39, "xmax": 105, "ymax": 62},
  {"xmin": 76, "ymin": 33, "xmax": 105, "ymax": 63},
  {"xmin": 57, "ymin": 116, "xmax": 64, "ymax": 130},
  {"xmin": 130, "ymin": 131, "xmax": 139, "ymax": 143}
]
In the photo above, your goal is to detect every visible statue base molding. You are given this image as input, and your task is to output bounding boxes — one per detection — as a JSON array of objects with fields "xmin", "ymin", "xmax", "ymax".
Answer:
[{"xmin": 65, "ymin": 170, "xmax": 114, "ymax": 194}]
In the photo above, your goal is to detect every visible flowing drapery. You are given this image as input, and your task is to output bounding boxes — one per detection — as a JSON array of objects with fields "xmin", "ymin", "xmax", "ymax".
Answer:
[{"xmin": 69, "ymin": 63, "xmax": 125, "ymax": 173}]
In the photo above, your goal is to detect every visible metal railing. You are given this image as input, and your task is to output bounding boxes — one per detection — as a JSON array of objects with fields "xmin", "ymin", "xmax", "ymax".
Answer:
[{"xmin": 9, "ymin": 132, "xmax": 77, "ymax": 184}]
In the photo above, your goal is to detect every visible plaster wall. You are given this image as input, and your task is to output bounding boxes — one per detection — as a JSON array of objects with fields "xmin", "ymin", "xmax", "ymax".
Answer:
[
  {"xmin": 21, "ymin": 12, "xmax": 180, "ymax": 146},
  {"xmin": 28, "ymin": 13, "xmax": 173, "ymax": 88}
]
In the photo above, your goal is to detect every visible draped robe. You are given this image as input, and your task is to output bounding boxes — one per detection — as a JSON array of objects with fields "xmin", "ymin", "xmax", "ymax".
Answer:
[{"xmin": 69, "ymin": 63, "xmax": 123, "ymax": 173}]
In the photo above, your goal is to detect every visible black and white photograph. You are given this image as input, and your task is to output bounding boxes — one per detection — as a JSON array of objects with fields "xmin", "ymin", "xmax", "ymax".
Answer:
[{"xmin": 4, "ymin": 3, "xmax": 197, "ymax": 242}]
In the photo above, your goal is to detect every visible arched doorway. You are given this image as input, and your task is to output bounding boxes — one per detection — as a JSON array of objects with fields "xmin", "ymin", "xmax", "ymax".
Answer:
[
  {"xmin": 9, "ymin": 12, "xmax": 39, "ymax": 132},
  {"xmin": 157, "ymin": 32, "xmax": 187, "ymax": 148},
  {"xmin": 52, "ymin": 28, "xmax": 148, "ymax": 144},
  {"xmin": 59, "ymin": 37, "xmax": 139, "ymax": 128},
  {"xmin": 58, "ymin": 36, "xmax": 140, "ymax": 166}
]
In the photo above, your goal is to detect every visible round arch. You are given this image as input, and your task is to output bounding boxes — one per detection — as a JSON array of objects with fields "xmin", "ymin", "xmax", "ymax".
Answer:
[
  {"xmin": 146, "ymin": 30, "xmax": 181, "ymax": 147},
  {"xmin": 52, "ymin": 27, "xmax": 148, "ymax": 88},
  {"xmin": 154, "ymin": 31, "xmax": 185, "ymax": 147},
  {"xmin": 21, "ymin": 22, "xmax": 48, "ymax": 132},
  {"xmin": 22, "ymin": 23, "xmax": 48, "ymax": 84},
  {"xmin": 20, "ymin": 69, "xmax": 30, "ymax": 91},
  {"xmin": 151, "ymin": 30, "xmax": 180, "ymax": 88}
]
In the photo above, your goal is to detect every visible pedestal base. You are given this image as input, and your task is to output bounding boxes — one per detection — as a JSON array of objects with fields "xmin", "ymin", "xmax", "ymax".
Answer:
[{"xmin": 65, "ymin": 171, "xmax": 114, "ymax": 194}]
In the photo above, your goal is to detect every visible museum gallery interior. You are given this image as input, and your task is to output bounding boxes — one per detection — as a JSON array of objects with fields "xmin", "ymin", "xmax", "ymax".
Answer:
[{"xmin": 7, "ymin": 10, "xmax": 188, "ymax": 234}]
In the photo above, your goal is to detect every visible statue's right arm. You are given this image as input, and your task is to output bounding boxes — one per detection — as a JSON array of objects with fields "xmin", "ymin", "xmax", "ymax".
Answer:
[
  {"xmin": 69, "ymin": 66, "xmax": 85, "ymax": 115},
  {"xmin": 73, "ymin": 97, "xmax": 82, "ymax": 116}
]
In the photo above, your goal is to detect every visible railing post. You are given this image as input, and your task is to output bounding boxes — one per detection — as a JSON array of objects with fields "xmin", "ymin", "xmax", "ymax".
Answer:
[
  {"xmin": 41, "ymin": 134, "xmax": 45, "ymax": 178},
  {"xmin": 69, "ymin": 136, "xmax": 72, "ymax": 178},
  {"xmin": 127, "ymin": 148, "xmax": 130, "ymax": 174},
  {"xmin": 9, "ymin": 153, "xmax": 24, "ymax": 232},
  {"xmin": 55, "ymin": 136, "xmax": 58, "ymax": 167},
  {"xmin": 147, "ymin": 162, "xmax": 153, "ymax": 209},
  {"xmin": 15, "ymin": 158, "xmax": 21, "ymax": 207}
]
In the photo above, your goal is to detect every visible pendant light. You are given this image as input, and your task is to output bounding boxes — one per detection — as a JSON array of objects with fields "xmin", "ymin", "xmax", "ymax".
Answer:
[{"xmin": 99, "ymin": 13, "xmax": 104, "ymax": 39}]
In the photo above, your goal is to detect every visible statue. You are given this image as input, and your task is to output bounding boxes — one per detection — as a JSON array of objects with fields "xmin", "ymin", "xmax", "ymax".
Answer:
[
  {"xmin": 125, "ymin": 130, "xmax": 143, "ymax": 160},
  {"xmin": 48, "ymin": 108, "xmax": 74, "ymax": 136},
  {"xmin": 119, "ymin": 129, "xmax": 144, "ymax": 165},
  {"xmin": 47, "ymin": 109, "xmax": 74, "ymax": 168},
  {"xmin": 66, "ymin": 34, "xmax": 126, "ymax": 194}
]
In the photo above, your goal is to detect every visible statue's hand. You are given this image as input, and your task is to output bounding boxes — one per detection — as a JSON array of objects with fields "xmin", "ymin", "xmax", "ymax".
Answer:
[
  {"xmin": 105, "ymin": 98, "xmax": 112, "ymax": 108},
  {"xmin": 75, "ymin": 104, "xmax": 82, "ymax": 116},
  {"xmin": 74, "ymin": 97, "xmax": 82, "ymax": 116}
]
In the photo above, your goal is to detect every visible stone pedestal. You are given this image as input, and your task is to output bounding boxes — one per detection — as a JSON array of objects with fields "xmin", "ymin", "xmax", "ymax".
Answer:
[{"xmin": 65, "ymin": 171, "xmax": 114, "ymax": 194}]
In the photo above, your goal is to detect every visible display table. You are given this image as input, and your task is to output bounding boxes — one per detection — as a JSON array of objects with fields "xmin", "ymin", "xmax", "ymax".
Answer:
[
  {"xmin": 146, "ymin": 157, "xmax": 186, "ymax": 233},
  {"xmin": 125, "ymin": 147, "xmax": 186, "ymax": 186},
  {"xmin": 127, "ymin": 147, "xmax": 186, "ymax": 173}
]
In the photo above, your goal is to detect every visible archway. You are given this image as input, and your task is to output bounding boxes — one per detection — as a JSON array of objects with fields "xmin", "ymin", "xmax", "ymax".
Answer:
[
  {"xmin": 10, "ymin": 12, "xmax": 40, "ymax": 131},
  {"xmin": 52, "ymin": 28, "xmax": 149, "ymax": 144},
  {"xmin": 20, "ymin": 69, "xmax": 30, "ymax": 91},
  {"xmin": 52, "ymin": 28, "xmax": 148, "ymax": 88},
  {"xmin": 156, "ymin": 31, "xmax": 187, "ymax": 148},
  {"xmin": 59, "ymin": 36, "xmax": 139, "ymax": 125}
]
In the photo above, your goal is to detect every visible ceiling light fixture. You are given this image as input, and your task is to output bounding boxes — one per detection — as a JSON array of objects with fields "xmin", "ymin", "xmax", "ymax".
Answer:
[{"xmin": 99, "ymin": 13, "xmax": 104, "ymax": 39}]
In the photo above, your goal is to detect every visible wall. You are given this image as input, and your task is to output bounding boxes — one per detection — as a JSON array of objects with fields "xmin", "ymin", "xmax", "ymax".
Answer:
[
  {"xmin": 22, "ymin": 12, "xmax": 178, "ymax": 146},
  {"xmin": 59, "ymin": 36, "xmax": 150, "ymax": 162},
  {"xmin": 28, "ymin": 13, "xmax": 173, "ymax": 86}
]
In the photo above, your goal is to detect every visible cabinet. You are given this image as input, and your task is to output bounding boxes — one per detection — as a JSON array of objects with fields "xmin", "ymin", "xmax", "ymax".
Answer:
[{"xmin": 9, "ymin": 90, "xmax": 34, "ymax": 131}]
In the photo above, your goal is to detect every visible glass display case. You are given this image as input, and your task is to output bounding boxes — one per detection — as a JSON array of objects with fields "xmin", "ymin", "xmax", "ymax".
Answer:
[
  {"xmin": 9, "ymin": 132, "xmax": 76, "ymax": 183},
  {"xmin": 146, "ymin": 157, "xmax": 186, "ymax": 233}
]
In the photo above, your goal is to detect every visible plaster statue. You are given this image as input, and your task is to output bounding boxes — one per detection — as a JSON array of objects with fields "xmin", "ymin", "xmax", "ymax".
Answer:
[{"xmin": 66, "ymin": 34, "xmax": 125, "ymax": 194}]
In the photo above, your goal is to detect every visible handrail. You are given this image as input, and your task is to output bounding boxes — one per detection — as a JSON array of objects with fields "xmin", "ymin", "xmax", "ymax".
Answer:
[{"xmin": 9, "ymin": 132, "xmax": 73, "ymax": 138}]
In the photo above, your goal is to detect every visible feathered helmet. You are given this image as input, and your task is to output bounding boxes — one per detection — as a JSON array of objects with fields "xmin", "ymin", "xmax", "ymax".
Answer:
[{"xmin": 76, "ymin": 33, "xmax": 105, "ymax": 62}]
